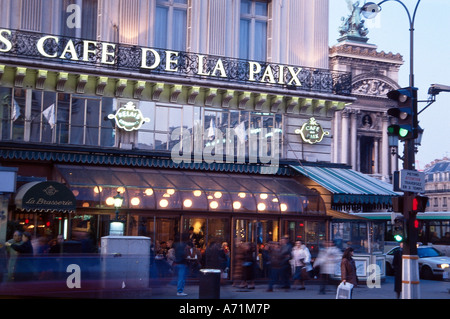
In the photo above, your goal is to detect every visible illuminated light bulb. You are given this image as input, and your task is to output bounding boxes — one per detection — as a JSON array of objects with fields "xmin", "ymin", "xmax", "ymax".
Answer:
[
  {"xmin": 280, "ymin": 203, "xmax": 288, "ymax": 212},
  {"xmin": 193, "ymin": 190, "xmax": 202, "ymax": 197},
  {"xmin": 167, "ymin": 189, "xmax": 175, "ymax": 195},
  {"xmin": 117, "ymin": 186, "xmax": 125, "ymax": 194},
  {"xmin": 183, "ymin": 199, "xmax": 193, "ymax": 208},
  {"xmin": 94, "ymin": 186, "xmax": 102, "ymax": 194},
  {"xmin": 144, "ymin": 188, "xmax": 153, "ymax": 196},
  {"xmin": 233, "ymin": 201, "xmax": 242, "ymax": 210},
  {"xmin": 257, "ymin": 203, "xmax": 266, "ymax": 211},
  {"xmin": 106, "ymin": 197, "xmax": 115, "ymax": 206},
  {"xmin": 131, "ymin": 197, "xmax": 140, "ymax": 206},
  {"xmin": 159, "ymin": 199, "xmax": 169, "ymax": 208},
  {"xmin": 260, "ymin": 193, "xmax": 268, "ymax": 200},
  {"xmin": 238, "ymin": 192, "xmax": 246, "ymax": 198},
  {"xmin": 214, "ymin": 192, "xmax": 222, "ymax": 199},
  {"xmin": 210, "ymin": 201, "xmax": 219, "ymax": 209}
]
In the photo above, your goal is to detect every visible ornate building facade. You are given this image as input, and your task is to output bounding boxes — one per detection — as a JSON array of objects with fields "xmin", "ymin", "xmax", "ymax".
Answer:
[
  {"xmin": 329, "ymin": 30, "xmax": 404, "ymax": 182},
  {"xmin": 424, "ymin": 158, "xmax": 450, "ymax": 212}
]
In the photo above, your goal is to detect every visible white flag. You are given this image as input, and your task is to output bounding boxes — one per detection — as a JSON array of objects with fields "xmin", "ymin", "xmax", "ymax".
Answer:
[
  {"xmin": 207, "ymin": 118, "xmax": 215, "ymax": 139},
  {"xmin": 234, "ymin": 121, "xmax": 246, "ymax": 144},
  {"xmin": 12, "ymin": 99, "xmax": 20, "ymax": 121},
  {"xmin": 43, "ymin": 103, "xmax": 55, "ymax": 129}
]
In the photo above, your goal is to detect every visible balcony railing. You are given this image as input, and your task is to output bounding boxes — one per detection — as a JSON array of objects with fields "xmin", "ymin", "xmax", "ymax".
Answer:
[{"xmin": 0, "ymin": 28, "xmax": 352, "ymax": 96}]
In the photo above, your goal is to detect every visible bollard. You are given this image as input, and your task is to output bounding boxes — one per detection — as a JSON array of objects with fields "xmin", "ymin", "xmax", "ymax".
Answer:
[{"xmin": 199, "ymin": 269, "xmax": 221, "ymax": 299}]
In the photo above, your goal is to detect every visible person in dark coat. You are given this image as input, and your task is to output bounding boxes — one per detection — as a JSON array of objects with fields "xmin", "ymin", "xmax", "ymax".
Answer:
[
  {"xmin": 8, "ymin": 232, "xmax": 34, "ymax": 281},
  {"xmin": 393, "ymin": 243, "xmax": 403, "ymax": 299},
  {"xmin": 279, "ymin": 235, "xmax": 293, "ymax": 289},
  {"xmin": 341, "ymin": 247, "xmax": 358, "ymax": 298}
]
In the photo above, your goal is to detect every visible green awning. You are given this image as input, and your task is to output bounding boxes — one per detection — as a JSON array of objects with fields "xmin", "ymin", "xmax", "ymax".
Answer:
[
  {"xmin": 15, "ymin": 181, "xmax": 76, "ymax": 213},
  {"xmin": 290, "ymin": 165, "xmax": 399, "ymax": 205},
  {"xmin": 55, "ymin": 165, "xmax": 326, "ymax": 215}
]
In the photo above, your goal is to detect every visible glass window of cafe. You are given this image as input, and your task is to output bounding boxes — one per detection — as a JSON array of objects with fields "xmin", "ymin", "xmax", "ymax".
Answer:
[
  {"xmin": 0, "ymin": 87, "xmax": 283, "ymax": 157},
  {"xmin": 331, "ymin": 221, "xmax": 384, "ymax": 254}
]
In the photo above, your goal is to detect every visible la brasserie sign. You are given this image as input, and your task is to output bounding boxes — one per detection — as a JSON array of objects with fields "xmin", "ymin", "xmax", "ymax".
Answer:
[{"xmin": 0, "ymin": 28, "xmax": 306, "ymax": 87}]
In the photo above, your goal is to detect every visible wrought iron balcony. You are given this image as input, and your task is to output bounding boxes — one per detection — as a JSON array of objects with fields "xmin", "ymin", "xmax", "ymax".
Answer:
[{"xmin": 0, "ymin": 28, "xmax": 352, "ymax": 96}]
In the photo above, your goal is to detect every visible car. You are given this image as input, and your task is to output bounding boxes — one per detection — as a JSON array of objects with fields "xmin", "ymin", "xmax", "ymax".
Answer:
[{"xmin": 385, "ymin": 246, "xmax": 450, "ymax": 280}]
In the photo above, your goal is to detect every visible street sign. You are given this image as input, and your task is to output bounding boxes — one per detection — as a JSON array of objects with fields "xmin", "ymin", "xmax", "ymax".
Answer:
[{"xmin": 393, "ymin": 169, "xmax": 425, "ymax": 193}]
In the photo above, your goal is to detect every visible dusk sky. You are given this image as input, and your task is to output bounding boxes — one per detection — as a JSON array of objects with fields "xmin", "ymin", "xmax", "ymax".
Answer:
[{"xmin": 329, "ymin": 0, "xmax": 450, "ymax": 170}]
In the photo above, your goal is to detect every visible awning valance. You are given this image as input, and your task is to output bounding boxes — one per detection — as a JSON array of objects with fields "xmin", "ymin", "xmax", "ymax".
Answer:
[
  {"xmin": 15, "ymin": 181, "xmax": 77, "ymax": 213},
  {"xmin": 55, "ymin": 165, "xmax": 326, "ymax": 215},
  {"xmin": 327, "ymin": 210, "xmax": 370, "ymax": 221},
  {"xmin": 290, "ymin": 165, "xmax": 399, "ymax": 205}
]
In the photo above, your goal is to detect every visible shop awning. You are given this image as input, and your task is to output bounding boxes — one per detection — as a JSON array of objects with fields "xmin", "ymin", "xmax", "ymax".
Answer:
[
  {"xmin": 327, "ymin": 210, "xmax": 370, "ymax": 221},
  {"xmin": 15, "ymin": 181, "xmax": 77, "ymax": 213},
  {"xmin": 290, "ymin": 165, "xmax": 398, "ymax": 205},
  {"xmin": 55, "ymin": 165, "xmax": 326, "ymax": 215}
]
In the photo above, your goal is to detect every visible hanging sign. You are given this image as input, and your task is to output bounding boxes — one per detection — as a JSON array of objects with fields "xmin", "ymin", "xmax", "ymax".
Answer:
[
  {"xmin": 107, "ymin": 102, "xmax": 150, "ymax": 131},
  {"xmin": 295, "ymin": 117, "xmax": 329, "ymax": 144}
]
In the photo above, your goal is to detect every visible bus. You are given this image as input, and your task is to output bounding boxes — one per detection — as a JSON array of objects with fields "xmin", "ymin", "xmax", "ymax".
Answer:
[{"xmin": 350, "ymin": 212, "xmax": 450, "ymax": 256}]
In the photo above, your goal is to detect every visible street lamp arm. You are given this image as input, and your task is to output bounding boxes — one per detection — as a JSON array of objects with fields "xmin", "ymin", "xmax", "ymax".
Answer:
[{"xmin": 366, "ymin": 0, "xmax": 421, "ymax": 27}]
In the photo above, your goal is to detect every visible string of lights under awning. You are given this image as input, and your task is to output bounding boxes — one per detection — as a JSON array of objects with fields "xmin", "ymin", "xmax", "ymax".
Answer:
[{"xmin": 55, "ymin": 165, "xmax": 326, "ymax": 215}]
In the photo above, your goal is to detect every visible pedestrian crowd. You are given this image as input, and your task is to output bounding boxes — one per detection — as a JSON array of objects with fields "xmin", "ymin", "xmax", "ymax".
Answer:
[
  {"xmin": 0, "ymin": 230, "xmax": 98, "ymax": 283},
  {"xmin": 230, "ymin": 236, "xmax": 349, "ymax": 295}
]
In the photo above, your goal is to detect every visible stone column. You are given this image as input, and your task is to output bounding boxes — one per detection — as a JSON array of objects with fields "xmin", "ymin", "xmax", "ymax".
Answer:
[
  {"xmin": 341, "ymin": 109, "xmax": 350, "ymax": 165},
  {"xmin": 381, "ymin": 113, "xmax": 390, "ymax": 179},
  {"xmin": 350, "ymin": 109, "xmax": 358, "ymax": 170}
]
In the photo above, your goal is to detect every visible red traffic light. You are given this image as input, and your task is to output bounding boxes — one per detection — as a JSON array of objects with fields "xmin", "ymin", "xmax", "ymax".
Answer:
[{"xmin": 412, "ymin": 195, "xmax": 428, "ymax": 213}]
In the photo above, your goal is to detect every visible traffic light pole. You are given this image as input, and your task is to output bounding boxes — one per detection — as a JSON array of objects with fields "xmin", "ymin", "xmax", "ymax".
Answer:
[
  {"xmin": 362, "ymin": 0, "xmax": 422, "ymax": 300},
  {"xmin": 402, "ymin": 109, "xmax": 420, "ymax": 299}
]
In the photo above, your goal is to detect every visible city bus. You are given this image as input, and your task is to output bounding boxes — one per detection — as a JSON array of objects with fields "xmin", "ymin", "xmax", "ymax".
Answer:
[{"xmin": 350, "ymin": 212, "xmax": 450, "ymax": 256}]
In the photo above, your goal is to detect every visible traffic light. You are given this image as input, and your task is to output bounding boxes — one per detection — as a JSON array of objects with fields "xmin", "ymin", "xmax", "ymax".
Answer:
[
  {"xmin": 391, "ymin": 196, "xmax": 404, "ymax": 213},
  {"xmin": 412, "ymin": 195, "xmax": 429, "ymax": 213},
  {"xmin": 393, "ymin": 216, "xmax": 405, "ymax": 242},
  {"xmin": 387, "ymin": 87, "xmax": 418, "ymax": 141}
]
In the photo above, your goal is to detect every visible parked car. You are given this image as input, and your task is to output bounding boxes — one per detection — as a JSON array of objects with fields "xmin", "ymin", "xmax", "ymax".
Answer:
[{"xmin": 385, "ymin": 246, "xmax": 450, "ymax": 280}]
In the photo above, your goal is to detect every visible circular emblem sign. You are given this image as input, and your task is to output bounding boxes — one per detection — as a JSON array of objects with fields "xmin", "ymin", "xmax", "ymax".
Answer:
[
  {"xmin": 295, "ymin": 117, "xmax": 329, "ymax": 144},
  {"xmin": 108, "ymin": 102, "xmax": 150, "ymax": 131}
]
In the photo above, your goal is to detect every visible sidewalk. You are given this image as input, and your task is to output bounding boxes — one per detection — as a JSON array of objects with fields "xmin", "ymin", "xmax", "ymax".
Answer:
[
  {"xmin": 149, "ymin": 276, "xmax": 450, "ymax": 300},
  {"xmin": 1, "ymin": 276, "xmax": 448, "ymax": 299}
]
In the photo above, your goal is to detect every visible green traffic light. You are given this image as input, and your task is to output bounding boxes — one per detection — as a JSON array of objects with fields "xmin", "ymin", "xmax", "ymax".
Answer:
[
  {"xmin": 394, "ymin": 234, "xmax": 403, "ymax": 242},
  {"xmin": 399, "ymin": 128, "xmax": 410, "ymax": 138}
]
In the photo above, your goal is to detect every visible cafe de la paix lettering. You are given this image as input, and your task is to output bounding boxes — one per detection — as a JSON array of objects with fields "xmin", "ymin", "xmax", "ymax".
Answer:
[{"xmin": 0, "ymin": 28, "xmax": 305, "ymax": 87}]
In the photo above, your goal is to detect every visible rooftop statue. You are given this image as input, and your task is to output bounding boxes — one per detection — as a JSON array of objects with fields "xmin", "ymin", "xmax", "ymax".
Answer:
[{"xmin": 338, "ymin": 0, "xmax": 369, "ymax": 42}]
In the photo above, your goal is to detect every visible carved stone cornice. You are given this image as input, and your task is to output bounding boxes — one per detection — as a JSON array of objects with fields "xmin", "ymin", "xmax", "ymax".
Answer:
[{"xmin": 329, "ymin": 43, "xmax": 403, "ymax": 63}]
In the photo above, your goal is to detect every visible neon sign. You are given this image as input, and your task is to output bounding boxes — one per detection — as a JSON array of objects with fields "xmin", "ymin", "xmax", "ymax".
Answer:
[
  {"xmin": 107, "ymin": 102, "xmax": 150, "ymax": 132},
  {"xmin": 295, "ymin": 117, "xmax": 329, "ymax": 144}
]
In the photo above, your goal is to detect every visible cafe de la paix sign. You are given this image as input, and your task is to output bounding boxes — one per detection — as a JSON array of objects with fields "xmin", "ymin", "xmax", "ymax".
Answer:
[{"xmin": 0, "ymin": 28, "xmax": 340, "ymax": 93}]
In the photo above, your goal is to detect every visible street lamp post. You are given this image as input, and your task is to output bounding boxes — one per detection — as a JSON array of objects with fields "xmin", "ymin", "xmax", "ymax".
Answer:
[{"xmin": 362, "ymin": 0, "xmax": 422, "ymax": 299}]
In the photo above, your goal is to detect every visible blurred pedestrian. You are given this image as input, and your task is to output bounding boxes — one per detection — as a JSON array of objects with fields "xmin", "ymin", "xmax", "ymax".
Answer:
[
  {"xmin": 220, "ymin": 242, "xmax": 230, "ymax": 280},
  {"xmin": 186, "ymin": 241, "xmax": 201, "ymax": 277},
  {"xmin": 279, "ymin": 235, "xmax": 293, "ymax": 289},
  {"xmin": 292, "ymin": 240, "xmax": 311, "ymax": 290},
  {"xmin": 5, "ymin": 231, "xmax": 23, "ymax": 281},
  {"xmin": 239, "ymin": 242, "xmax": 255, "ymax": 289},
  {"xmin": 340, "ymin": 247, "xmax": 358, "ymax": 298},
  {"xmin": 393, "ymin": 242, "xmax": 403, "ymax": 299},
  {"xmin": 267, "ymin": 241, "xmax": 282, "ymax": 292},
  {"xmin": 314, "ymin": 241, "xmax": 341, "ymax": 294},
  {"xmin": 7, "ymin": 232, "xmax": 34, "ymax": 281},
  {"xmin": 173, "ymin": 234, "xmax": 189, "ymax": 296},
  {"xmin": 232, "ymin": 241, "xmax": 244, "ymax": 287}
]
